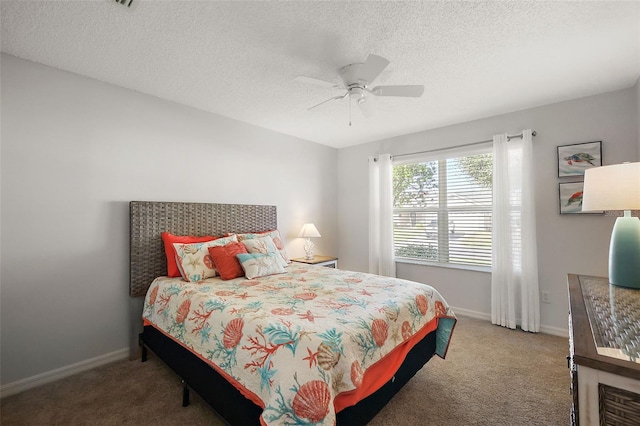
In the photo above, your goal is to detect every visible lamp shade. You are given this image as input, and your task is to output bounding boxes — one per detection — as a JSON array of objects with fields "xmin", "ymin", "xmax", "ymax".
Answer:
[
  {"xmin": 298, "ymin": 223, "xmax": 321, "ymax": 238},
  {"xmin": 582, "ymin": 162, "xmax": 640, "ymax": 212}
]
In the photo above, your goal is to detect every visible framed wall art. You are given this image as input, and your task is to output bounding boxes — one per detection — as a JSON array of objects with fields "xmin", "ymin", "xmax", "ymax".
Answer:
[
  {"xmin": 559, "ymin": 182, "xmax": 602, "ymax": 215},
  {"xmin": 557, "ymin": 141, "xmax": 602, "ymax": 177}
]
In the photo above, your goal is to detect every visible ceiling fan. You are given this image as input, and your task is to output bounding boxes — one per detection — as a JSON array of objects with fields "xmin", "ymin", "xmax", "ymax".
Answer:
[{"xmin": 295, "ymin": 54, "xmax": 424, "ymax": 124}]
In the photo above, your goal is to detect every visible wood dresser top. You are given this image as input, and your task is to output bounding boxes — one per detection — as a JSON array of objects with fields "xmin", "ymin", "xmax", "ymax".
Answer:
[{"xmin": 568, "ymin": 274, "xmax": 640, "ymax": 380}]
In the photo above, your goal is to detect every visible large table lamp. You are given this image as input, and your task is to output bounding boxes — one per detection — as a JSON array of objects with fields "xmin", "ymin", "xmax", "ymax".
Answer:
[
  {"xmin": 582, "ymin": 162, "xmax": 640, "ymax": 288},
  {"xmin": 298, "ymin": 223, "xmax": 321, "ymax": 260}
]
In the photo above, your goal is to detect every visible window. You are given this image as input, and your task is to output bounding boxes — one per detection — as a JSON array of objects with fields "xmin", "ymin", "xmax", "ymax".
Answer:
[{"xmin": 393, "ymin": 147, "xmax": 493, "ymax": 268}]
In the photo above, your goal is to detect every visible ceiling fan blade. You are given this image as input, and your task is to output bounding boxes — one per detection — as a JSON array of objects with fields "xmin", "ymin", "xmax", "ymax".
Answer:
[
  {"xmin": 357, "ymin": 98, "xmax": 374, "ymax": 118},
  {"xmin": 371, "ymin": 85, "xmax": 425, "ymax": 97},
  {"xmin": 359, "ymin": 54, "xmax": 390, "ymax": 84},
  {"xmin": 294, "ymin": 75, "xmax": 338, "ymax": 88},
  {"xmin": 307, "ymin": 93, "xmax": 348, "ymax": 111}
]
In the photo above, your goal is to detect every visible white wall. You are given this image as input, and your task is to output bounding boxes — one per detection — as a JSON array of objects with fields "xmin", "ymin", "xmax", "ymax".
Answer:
[
  {"xmin": 0, "ymin": 54, "xmax": 338, "ymax": 386},
  {"xmin": 338, "ymin": 87, "xmax": 638, "ymax": 334},
  {"xmin": 636, "ymin": 77, "xmax": 640, "ymax": 151}
]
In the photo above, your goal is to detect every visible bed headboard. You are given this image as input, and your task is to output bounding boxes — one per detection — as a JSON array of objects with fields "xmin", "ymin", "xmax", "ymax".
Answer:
[{"xmin": 129, "ymin": 201, "xmax": 277, "ymax": 297}]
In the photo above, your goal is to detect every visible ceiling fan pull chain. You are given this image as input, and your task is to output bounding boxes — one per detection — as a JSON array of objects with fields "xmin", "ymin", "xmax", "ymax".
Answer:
[{"xmin": 349, "ymin": 92, "xmax": 352, "ymax": 126}]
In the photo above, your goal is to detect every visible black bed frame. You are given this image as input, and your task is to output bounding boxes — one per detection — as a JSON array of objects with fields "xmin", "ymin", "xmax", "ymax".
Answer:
[
  {"xmin": 140, "ymin": 325, "xmax": 437, "ymax": 425},
  {"xmin": 130, "ymin": 201, "xmax": 439, "ymax": 425}
]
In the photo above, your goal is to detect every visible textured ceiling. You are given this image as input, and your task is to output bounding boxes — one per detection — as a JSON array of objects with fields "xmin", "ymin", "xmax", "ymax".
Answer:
[{"xmin": 2, "ymin": 1, "xmax": 639, "ymax": 149}]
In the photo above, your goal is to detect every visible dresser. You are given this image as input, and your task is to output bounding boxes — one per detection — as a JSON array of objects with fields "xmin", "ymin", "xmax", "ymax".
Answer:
[{"xmin": 567, "ymin": 274, "xmax": 640, "ymax": 425}]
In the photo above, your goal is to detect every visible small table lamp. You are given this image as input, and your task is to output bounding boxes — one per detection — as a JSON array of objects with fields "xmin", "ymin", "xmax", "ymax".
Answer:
[
  {"xmin": 582, "ymin": 162, "xmax": 640, "ymax": 288},
  {"xmin": 299, "ymin": 223, "xmax": 321, "ymax": 260}
]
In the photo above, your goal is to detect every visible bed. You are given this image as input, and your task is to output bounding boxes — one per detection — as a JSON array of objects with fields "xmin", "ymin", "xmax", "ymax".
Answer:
[{"xmin": 131, "ymin": 201, "xmax": 456, "ymax": 425}]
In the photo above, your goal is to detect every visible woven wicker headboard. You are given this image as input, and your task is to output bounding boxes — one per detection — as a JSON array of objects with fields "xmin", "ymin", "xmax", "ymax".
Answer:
[{"xmin": 129, "ymin": 201, "xmax": 277, "ymax": 297}]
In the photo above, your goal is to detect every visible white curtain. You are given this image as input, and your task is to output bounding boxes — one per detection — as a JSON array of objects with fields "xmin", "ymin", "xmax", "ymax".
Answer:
[
  {"xmin": 369, "ymin": 154, "xmax": 396, "ymax": 277},
  {"xmin": 491, "ymin": 130, "xmax": 540, "ymax": 332}
]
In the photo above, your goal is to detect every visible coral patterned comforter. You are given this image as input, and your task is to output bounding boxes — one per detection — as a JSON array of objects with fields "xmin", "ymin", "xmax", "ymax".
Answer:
[{"xmin": 143, "ymin": 263, "xmax": 456, "ymax": 425}]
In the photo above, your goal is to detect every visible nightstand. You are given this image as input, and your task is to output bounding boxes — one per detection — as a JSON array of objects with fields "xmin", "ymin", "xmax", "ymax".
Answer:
[{"xmin": 291, "ymin": 256, "xmax": 338, "ymax": 268}]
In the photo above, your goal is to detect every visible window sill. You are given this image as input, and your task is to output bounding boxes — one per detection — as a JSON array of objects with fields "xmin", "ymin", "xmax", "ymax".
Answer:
[{"xmin": 395, "ymin": 258, "xmax": 491, "ymax": 274}]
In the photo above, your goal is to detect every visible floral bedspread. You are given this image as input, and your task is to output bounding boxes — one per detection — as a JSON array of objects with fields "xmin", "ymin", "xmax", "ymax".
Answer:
[{"xmin": 143, "ymin": 263, "xmax": 456, "ymax": 425}]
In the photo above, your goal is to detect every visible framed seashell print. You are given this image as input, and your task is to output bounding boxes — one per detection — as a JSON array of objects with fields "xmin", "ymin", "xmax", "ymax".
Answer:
[
  {"xmin": 559, "ymin": 181, "xmax": 602, "ymax": 214},
  {"xmin": 557, "ymin": 141, "xmax": 602, "ymax": 177}
]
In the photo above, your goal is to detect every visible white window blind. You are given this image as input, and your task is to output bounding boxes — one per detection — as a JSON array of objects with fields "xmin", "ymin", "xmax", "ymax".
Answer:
[{"xmin": 393, "ymin": 146, "xmax": 493, "ymax": 268}]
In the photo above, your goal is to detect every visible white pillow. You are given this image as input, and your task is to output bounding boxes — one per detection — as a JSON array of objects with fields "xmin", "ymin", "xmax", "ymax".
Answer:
[
  {"xmin": 236, "ymin": 252, "xmax": 285, "ymax": 279},
  {"xmin": 173, "ymin": 235, "xmax": 238, "ymax": 282}
]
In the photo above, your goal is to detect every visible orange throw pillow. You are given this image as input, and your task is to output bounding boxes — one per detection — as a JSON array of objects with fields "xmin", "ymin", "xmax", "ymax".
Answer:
[
  {"xmin": 208, "ymin": 242, "xmax": 248, "ymax": 280},
  {"xmin": 161, "ymin": 232, "xmax": 216, "ymax": 277}
]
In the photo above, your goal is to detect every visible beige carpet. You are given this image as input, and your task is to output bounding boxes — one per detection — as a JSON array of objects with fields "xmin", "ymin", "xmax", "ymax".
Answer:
[{"xmin": 1, "ymin": 316, "xmax": 571, "ymax": 425}]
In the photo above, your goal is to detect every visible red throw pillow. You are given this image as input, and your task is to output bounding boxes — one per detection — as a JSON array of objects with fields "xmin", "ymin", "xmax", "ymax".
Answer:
[
  {"xmin": 208, "ymin": 242, "xmax": 248, "ymax": 280},
  {"xmin": 161, "ymin": 232, "xmax": 217, "ymax": 277}
]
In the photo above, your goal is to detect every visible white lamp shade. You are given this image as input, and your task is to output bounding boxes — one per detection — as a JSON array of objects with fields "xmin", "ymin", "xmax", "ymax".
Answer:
[
  {"xmin": 582, "ymin": 162, "xmax": 640, "ymax": 211},
  {"xmin": 298, "ymin": 223, "xmax": 321, "ymax": 238}
]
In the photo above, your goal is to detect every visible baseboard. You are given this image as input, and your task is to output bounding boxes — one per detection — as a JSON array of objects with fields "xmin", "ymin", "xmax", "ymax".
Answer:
[
  {"xmin": 450, "ymin": 306, "xmax": 491, "ymax": 321},
  {"xmin": 450, "ymin": 306, "xmax": 569, "ymax": 338},
  {"xmin": 0, "ymin": 348, "xmax": 129, "ymax": 398},
  {"xmin": 0, "ymin": 308, "xmax": 569, "ymax": 398},
  {"xmin": 539, "ymin": 324, "xmax": 569, "ymax": 338}
]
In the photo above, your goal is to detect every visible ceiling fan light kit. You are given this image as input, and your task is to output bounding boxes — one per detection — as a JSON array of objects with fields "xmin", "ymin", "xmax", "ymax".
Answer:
[{"xmin": 295, "ymin": 54, "xmax": 424, "ymax": 125}]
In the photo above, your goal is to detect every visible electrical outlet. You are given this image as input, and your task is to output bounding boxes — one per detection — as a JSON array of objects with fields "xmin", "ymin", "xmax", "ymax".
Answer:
[{"xmin": 541, "ymin": 291, "xmax": 551, "ymax": 304}]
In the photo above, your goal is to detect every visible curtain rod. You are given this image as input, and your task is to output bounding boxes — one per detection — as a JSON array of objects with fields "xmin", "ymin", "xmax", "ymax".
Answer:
[{"xmin": 387, "ymin": 130, "xmax": 537, "ymax": 161}]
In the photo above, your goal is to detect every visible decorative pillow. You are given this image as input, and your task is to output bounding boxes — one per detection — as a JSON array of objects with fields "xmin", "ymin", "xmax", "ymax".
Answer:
[
  {"xmin": 236, "ymin": 252, "xmax": 285, "ymax": 279},
  {"xmin": 241, "ymin": 236, "xmax": 287, "ymax": 268},
  {"xmin": 173, "ymin": 235, "xmax": 238, "ymax": 282},
  {"xmin": 208, "ymin": 242, "xmax": 248, "ymax": 280},
  {"xmin": 236, "ymin": 230, "xmax": 290, "ymax": 265},
  {"xmin": 161, "ymin": 232, "xmax": 217, "ymax": 277}
]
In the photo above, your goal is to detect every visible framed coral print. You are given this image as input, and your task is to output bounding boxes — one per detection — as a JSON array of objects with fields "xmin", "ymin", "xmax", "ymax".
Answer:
[
  {"xmin": 557, "ymin": 141, "xmax": 602, "ymax": 177},
  {"xmin": 559, "ymin": 182, "xmax": 602, "ymax": 214}
]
